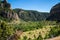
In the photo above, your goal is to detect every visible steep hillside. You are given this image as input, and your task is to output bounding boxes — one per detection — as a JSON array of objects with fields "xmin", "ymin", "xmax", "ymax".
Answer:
[
  {"xmin": 0, "ymin": 0, "xmax": 50, "ymax": 22},
  {"xmin": 13, "ymin": 9, "xmax": 50, "ymax": 21},
  {"xmin": 46, "ymin": 3, "xmax": 60, "ymax": 21},
  {"xmin": 0, "ymin": 0, "xmax": 19, "ymax": 22},
  {"xmin": 0, "ymin": 0, "xmax": 60, "ymax": 40}
]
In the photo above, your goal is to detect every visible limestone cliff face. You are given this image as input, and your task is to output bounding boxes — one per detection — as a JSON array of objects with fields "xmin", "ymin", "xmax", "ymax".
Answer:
[
  {"xmin": 0, "ymin": 0, "xmax": 19, "ymax": 21},
  {"xmin": 46, "ymin": 3, "xmax": 60, "ymax": 21}
]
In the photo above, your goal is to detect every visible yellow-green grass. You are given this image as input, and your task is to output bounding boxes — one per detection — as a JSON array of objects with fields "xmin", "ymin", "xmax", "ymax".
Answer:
[{"xmin": 20, "ymin": 25, "xmax": 55, "ymax": 40}]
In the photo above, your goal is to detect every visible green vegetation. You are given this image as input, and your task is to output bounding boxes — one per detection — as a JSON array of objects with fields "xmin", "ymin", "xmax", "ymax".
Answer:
[
  {"xmin": 0, "ymin": 0, "xmax": 60, "ymax": 40},
  {"xmin": 48, "ymin": 25, "xmax": 60, "ymax": 38},
  {"xmin": 16, "ymin": 21, "xmax": 60, "ymax": 40},
  {"xmin": 36, "ymin": 34, "xmax": 43, "ymax": 40},
  {"xmin": 0, "ymin": 21, "xmax": 15, "ymax": 40},
  {"xmin": 0, "ymin": 20, "xmax": 60, "ymax": 40},
  {"xmin": 23, "ymin": 36, "xmax": 27, "ymax": 40},
  {"xmin": 13, "ymin": 8, "xmax": 49, "ymax": 21},
  {"xmin": 14, "ymin": 21, "xmax": 44, "ymax": 32}
]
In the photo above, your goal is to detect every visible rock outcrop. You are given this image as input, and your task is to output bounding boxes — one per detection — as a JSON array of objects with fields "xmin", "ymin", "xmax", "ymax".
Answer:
[
  {"xmin": 0, "ymin": 0, "xmax": 11, "ymax": 8},
  {"xmin": 0, "ymin": 0, "xmax": 19, "ymax": 21},
  {"xmin": 0, "ymin": 10, "xmax": 19, "ymax": 20},
  {"xmin": 46, "ymin": 3, "xmax": 60, "ymax": 21},
  {"xmin": 0, "ymin": 0, "xmax": 50, "ymax": 22}
]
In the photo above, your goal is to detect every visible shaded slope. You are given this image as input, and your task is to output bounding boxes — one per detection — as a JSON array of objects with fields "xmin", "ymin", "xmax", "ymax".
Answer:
[
  {"xmin": 13, "ymin": 8, "xmax": 50, "ymax": 21},
  {"xmin": 46, "ymin": 3, "xmax": 60, "ymax": 21},
  {"xmin": 0, "ymin": 0, "xmax": 19, "ymax": 22}
]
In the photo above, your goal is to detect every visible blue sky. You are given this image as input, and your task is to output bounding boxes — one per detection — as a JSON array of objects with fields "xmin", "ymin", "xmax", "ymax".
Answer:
[{"xmin": 7, "ymin": 0, "xmax": 60, "ymax": 12}]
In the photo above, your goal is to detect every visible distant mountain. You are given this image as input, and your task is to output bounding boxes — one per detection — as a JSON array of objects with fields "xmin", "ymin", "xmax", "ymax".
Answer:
[
  {"xmin": 13, "ymin": 8, "xmax": 49, "ymax": 21},
  {"xmin": 0, "ymin": 0, "xmax": 50, "ymax": 22},
  {"xmin": 46, "ymin": 3, "xmax": 60, "ymax": 21}
]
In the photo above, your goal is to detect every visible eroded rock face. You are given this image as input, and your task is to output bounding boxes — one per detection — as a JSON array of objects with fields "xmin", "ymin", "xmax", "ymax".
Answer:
[
  {"xmin": 46, "ymin": 3, "xmax": 60, "ymax": 21},
  {"xmin": 0, "ymin": 10, "xmax": 19, "ymax": 21},
  {"xmin": 50, "ymin": 3, "xmax": 60, "ymax": 14},
  {"xmin": 0, "ymin": 0, "xmax": 19, "ymax": 21},
  {"xmin": 0, "ymin": 0, "xmax": 11, "ymax": 8}
]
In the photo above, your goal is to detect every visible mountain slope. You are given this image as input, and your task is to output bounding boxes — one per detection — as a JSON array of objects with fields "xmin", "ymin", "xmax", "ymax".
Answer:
[
  {"xmin": 46, "ymin": 3, "xmax": 60, "ymax": 21},
  {"xmin": 0, "ymin": 0, "xmax": 50, "ymax": 22},
  {"xmin": 13, "ymin": 9, "xmax": 50, "ymax": 21},
  {"xmin": 0, "ymin": 0, "xmax": 19, "ymax": 22}
]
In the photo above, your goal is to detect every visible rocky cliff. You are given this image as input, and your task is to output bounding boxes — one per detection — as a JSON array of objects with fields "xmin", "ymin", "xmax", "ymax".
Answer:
[
  {"xmin": 0, "ymin": 0, "xmax": 19, "ymax": 21},
  {"xmin": 46, "ymin": 3, "xmax": 60, "ymax": 21},
  {"xmin": 0, "ymin": 0, "xmax": 49, "ymax": 22}
]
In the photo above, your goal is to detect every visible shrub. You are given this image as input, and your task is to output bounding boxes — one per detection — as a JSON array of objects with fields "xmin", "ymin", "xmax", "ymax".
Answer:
[
  {"xmin": 36, "ymin": 34, "xmax": 43, "ymax": 40},
  {"xmin": 23, "ymin": 36, "xmax": 27, "ymax": 40},
  {"xmin": 0, "ymin": 21, "xmax": 14, "ymax": 40}
]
